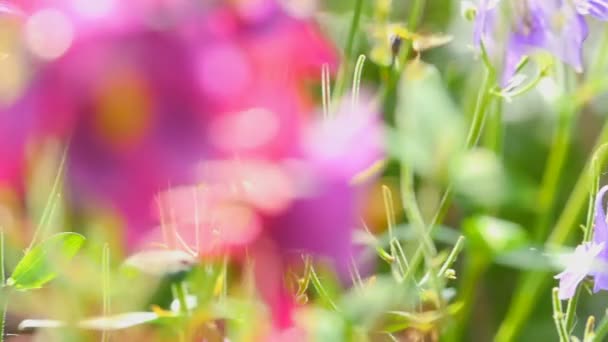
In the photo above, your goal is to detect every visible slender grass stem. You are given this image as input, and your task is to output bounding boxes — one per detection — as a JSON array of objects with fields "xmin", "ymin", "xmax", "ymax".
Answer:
[
  {"xmin": 352, "ymin": 54, "xmax": 366, "ymax": 106},
  {"xmin": 483, "ymin": 100, "xmax": 503, "ymax": 154},
  {"xmin": 432, "ymin": 64, "xmax": 496, "ymax": 227},
  {"xmin": 101, "ymin": 244, "xmax": 110, "ymax": 342},
  {"xmin": 552, "ymin": 288, "xmax": 570, "ymax": 342},
  {"xmin": 400, "ymin": 167, "xmax": 442, "ymax": 306},
  {"xmin": 332, "ymin": 0, "xmax": 364, "ymax": 99},
  {"xmin": 0, "ymin": 232, "xmax": 5, "ymax": 342},
  {"xmin": 445, "ymin": 255, "xmax": 487, "ymax": 342},
  {"xmin": 438, "ymin": 236, "xmax": 465, "ymax": 278},
  {"xmin": 534, "ymin": 99, "xmax": 577, "ymax": 241},
  {"xmin": 404, "ymin": 63, "xmax": 496, "ymax": 285},
  {"xmin": 595, "ymin": 311, "xmax": 608, "ymax": 341},
  {"xmin": 584, "ymin": 315, "xmax": 595, "ymax": 342},
  {"xmin": 309, "ymin": 266, "xmax": 339, "ymax": 311},
  {"xmin": 28, "ymin": 148, "xmax": 68, "ymax": 251},
  {"xmin": 173, "ymin": 282, "xmax": 189, "ymax": 316}
]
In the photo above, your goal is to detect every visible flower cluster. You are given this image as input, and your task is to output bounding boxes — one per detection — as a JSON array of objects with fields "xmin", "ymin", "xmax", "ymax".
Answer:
[
  {"xmin": 0, "ymin": 0, "xmax": 384, "ymax": 331},
  {"xmin": 472, "ymin": 0, "xmax": 608, "ymax": 82}
]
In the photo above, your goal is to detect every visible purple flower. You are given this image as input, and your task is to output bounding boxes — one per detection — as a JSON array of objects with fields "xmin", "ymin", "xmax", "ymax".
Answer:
[
  {"xmin": 591, "ymin": 184, "xmax": 608, "ymax": 291},
  {"xmin": 575, "ymin": 0, "xmax": 608, "ymax": 20},
  {"xmin": 555, "ymin": 241, "xmax": 604, "ymax": 300},
  {"xmin": 555, "ymin": 185, "xmax": 608, "ymax": 299},
  {"xmin": 473, "ymin": 0, "xmax": 608, "ymax": 83}
]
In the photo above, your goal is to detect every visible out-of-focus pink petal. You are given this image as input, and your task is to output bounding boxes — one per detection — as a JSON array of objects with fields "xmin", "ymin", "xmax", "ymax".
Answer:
[
  {"xmin": 0, "ymin": 4, "xmax": 28, "ymax": 190},
  {"xmin": 305, "ymin": 97, "xmax": 384, "ymax": 180}
]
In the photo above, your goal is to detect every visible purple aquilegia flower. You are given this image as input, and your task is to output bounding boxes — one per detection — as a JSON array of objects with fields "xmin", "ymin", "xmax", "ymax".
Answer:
[
  {"xmin": 555, "ymin": 185, "xmax": 608, "ymax": 299},
  {"xmin": 473, "ymin": 0, "xmax": 608, "ymax": 83},
  {"xmin": 575, "ymin": 0, "xmax": 608, "ymax": 20},
  {"xmin": 555, "ymin": 241, "xmax": 604, "ymax": 299}
]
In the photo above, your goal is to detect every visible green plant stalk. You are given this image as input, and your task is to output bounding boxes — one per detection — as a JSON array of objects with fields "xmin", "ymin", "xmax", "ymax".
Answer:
[
  {"xmin": 0, "ymin": 232, "xmax": 5, "ymax": 342},
  {"xmin": 403, "ymin": 64, "xmax": 496, "ymax": 281},
  {"xmin": 584, "ymin": 315, "xmax": 596, "ymax": 342},
  {"xmin": 444, "ymin": 255, "xmax": 488, "ymax": 341},
  {"xmin": 495, "ymin": 120, "xmax": 608, "ymax": 342},
  {"xmin": 595, "ymin": 311, "xmax": 608, "ymax": 341},
  {"xmin": 483, "ymin": 100, "xmax": 503, "ymax": 154},
  {"xmin": 332, "ymin": 0, "xmax": 364, "ymax": 99},
  {"xmin": 28, "ymin": 148, "xmax": 67, "ymax": 251},
  {"xmin": 534, "ymin": 101, "xmax": 577, "ymax": 241},
  {"xmin": 101, "ymin": 244, "xmax": 110, "ymax": 342},
  {"xmin": 552, "ymin": 288, "xmax": 570, "ymax": 342},
  {"xmin": 438, "ymin": 236, "xmax": 466, "ymax": 278},
  {"xmin": 399, "ymin": 167, "xmax": 442, "ymax": 303},
  {"xmin": 173, "ymin": 282, "xmax": 189, "ymax": 316},
  {"xmin": 432, "ymin": 65, "xmax": 497, "ymax": 227},
  {"xmin": 309, "ymin": 266, "xmax": 339, "ymax": 311},
  {"xmin": 352, "ymin": 54, "xmax": 366, "ymax": 106},
  {"xmin": 565, "ymin": 286, "xmax": 583, "ymax": 336}
]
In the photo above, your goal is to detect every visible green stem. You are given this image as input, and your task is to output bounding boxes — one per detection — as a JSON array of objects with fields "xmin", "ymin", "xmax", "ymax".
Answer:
[
  {"xmin": 28, "ymin": 147, "xmax": 67, "ymax": 251},
  {"xmin": 465, "ymin": 68, "xmax": 496, "ymax": 149},
  {"xmin": 565, "ymin": 286, "xmax": 582, "ymax": 335},
  {"xmin": 400, "ymin": 64, "xmax": 496, "ymax": 289},
  {"xmin": 595, "ymin": 311, "xmax": 608, "ymax": 341},
  {"xmin": 101, "ymin": 244, "xmax": 110, "ymax": 342},
  {"xmin": 495, "ymin": 120, "xmax": 608, "ymax": 342},
  {"xmin": 438, "ymin": 236, "xmax": 466, "ymax": 278},
  {"xmin": 0, "ymin": 292, "xmax": 7, "ymax": 342},
  {"xmin": 483, "ymin": 100, "xmax": 503, "ymax": 154},
  {"xmin": 0, "ymin": 232, "xmax": 5, "ymax": 342},
  {"xmin": 445, "ymin": 256, "xmax": 488, "ymax": 341},
  {"xmin": 400, "ymin": 167, "xmax": 442, "ymax": 304},
  {"xmin": 584, "ymin": 315, "xmax": 596, "ymax": 342},
  {"xmin": 310, "ymin": 266, "xmax": 339, "ymax": 311},
  {"xmin": 172, "ymin": 282, "xmax": 189, "ymax": 316},
  {"xmin": 534, "ymin": 100, "xmax": 577, "ymax": 241},
  {"xmin": 552, "ymin": 288, "xmax": 569, "ymax": 342},
  {"xmin": 333, "ymin": 0, "xmax": 364, "ymax": 99},
  {"xmin": 432, "ymin": 65, "xmax": 497, "ymax": 226}
]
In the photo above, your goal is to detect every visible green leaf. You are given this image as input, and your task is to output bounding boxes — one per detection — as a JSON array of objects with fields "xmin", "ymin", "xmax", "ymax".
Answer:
[
  {"xmin": 8, "ymin": 232, "xmax": 85, "ymax": 290},
  {"xmin": 395, "ymin": 60, "xmax": 466, "ymax": 181},
  {"xmin": 463, "ymin": 216, "xmax": 529, "ymax": 258}
]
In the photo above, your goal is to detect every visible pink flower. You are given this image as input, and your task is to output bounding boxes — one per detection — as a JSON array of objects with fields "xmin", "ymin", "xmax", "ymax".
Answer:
[
  {"xmin": 0, "ymin": 0, "xmax": 336, "ymax": 247},
  {"xmin": 146, "ymin": 97, "xmax": 384, "ymax": 328}
]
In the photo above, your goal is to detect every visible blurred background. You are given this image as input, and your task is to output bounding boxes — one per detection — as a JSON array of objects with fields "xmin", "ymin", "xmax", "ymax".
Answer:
[{"xmin": 0, "ymin": 0, "xmax": 608, "ymax": 341}]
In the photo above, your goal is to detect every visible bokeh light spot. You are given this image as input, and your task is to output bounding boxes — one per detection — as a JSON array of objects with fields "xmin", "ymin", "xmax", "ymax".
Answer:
[
  {"xmin": 72, "ymin": 0, "xmax": 115, "ymax": 18},
  {"xmin": 25, "ymin": 9, "xmax": 74, "ymax": 60},
  {"xmin": 210, "ymin": 108, "xmax": 280, "ymax": 151},
  {"xmin": 198, "ymin": 43, "xmax": 251, "ymax": 100}
]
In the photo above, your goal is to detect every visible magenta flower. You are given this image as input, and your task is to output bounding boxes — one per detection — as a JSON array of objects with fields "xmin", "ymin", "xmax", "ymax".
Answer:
[
  {"xmin": 555, "ymin": 185, "xmax": 608, "ymax": 299},
  {"xmin": 0, "ymin": 2, "xmax": 26, "ymax": 190},
  {"xmin": 0, "ymin": 1, "xmax": 336, "ymax": 247},
  {"xmin": 149, "ymin": 97, "xmax": 383, "ymax": 328}
]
